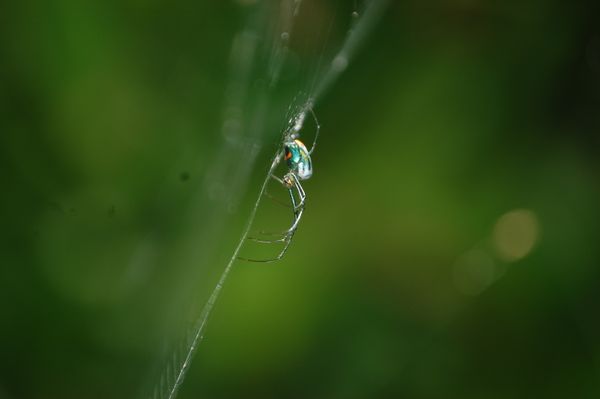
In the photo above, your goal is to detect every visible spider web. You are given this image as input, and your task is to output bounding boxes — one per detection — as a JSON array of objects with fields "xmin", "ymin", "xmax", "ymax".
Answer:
[{"xmin": 145, "ymin": 1, "xmax": 389, "ymax": 398}]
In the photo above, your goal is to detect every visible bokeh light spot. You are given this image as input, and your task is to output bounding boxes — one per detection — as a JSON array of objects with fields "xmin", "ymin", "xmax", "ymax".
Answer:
[{"xmin": 493, "ymin": 209, "xmax": 540, "ymax": 262}]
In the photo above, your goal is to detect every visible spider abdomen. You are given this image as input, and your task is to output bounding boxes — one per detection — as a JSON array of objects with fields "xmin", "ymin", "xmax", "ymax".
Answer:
[{"xmin": 284, "ymin": 139, "xmax": 312, "ymax": 180}]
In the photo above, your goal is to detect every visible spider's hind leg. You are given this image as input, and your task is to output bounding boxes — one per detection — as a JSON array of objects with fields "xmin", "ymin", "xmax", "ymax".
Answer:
[
  {"xmin": 246, "ymin": 234, "xmax": 289, "ymax": 243},
  {"xmin": 237, "ymin": 233, "xmax": 295, "ymax": 263},
  {"xmin": 256, "ymin": 173, "xmax": 305, "ymax": 235},
  {"xmin": 237, "ymin": 173, "xmax": 306, "ymax": 263},
  {"xmin": 253, "ymin": 197, "xmax": 304, "ymax": 238},
  {"xmin": 264, "ymin": 189, "xmax": 292, "ymax": 208}
]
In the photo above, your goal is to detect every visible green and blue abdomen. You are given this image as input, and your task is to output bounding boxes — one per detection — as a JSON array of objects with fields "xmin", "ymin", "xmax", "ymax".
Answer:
[{"xmin": 284, "ymin": 139, "xmax": 312, "ymax": 180}]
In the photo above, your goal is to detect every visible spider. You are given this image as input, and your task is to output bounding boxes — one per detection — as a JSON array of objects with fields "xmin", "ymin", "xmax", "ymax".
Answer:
[{"xmin": 238, "ymin": 106, "xmax": 320, "ymax": 263}]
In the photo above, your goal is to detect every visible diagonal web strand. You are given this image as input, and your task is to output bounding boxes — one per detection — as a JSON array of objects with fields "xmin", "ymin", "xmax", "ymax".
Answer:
[{"xmin": 147, "ymin": 1, "xmax": 389, "ymax": 398}]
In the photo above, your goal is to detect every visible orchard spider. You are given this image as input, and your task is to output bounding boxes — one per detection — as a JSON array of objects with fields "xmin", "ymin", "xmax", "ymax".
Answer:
[{"xmin": 238, "ymin": 106, "xmax": 319, "ymax": 262}]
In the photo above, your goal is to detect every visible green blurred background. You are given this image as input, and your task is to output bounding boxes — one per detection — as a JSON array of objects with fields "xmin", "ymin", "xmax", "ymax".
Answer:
[{"xmin": 1, "ymin": 1, "xmax": 600, "ymax": 398}]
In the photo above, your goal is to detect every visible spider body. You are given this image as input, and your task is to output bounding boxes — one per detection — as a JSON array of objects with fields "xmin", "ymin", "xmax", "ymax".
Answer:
[{"xmin": 284, "ymin": 139, "xmax": 312, "ymax": 182}]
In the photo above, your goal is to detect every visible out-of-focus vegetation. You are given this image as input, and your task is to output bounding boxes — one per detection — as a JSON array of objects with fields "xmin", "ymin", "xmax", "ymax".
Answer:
[{"xmin": 1, "ymin": 1, "xmax": 600, "ymax": 398}]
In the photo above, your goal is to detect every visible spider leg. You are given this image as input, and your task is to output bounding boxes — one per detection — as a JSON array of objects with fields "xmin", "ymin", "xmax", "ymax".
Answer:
[
  {"xmin": 265, "ymin": 175, "xmax": 297, "ymax": 208},
  {"xmin": 247, "ymin": 204, "xmax": 303, "ymax": 240},
  {"xmin": 291, "ymin": 175, "xmax": 306, "ymax": 209},
  {"xmin": 238, "ymin": 229, "xmax": 296, "ymax": 263},
  {"xmin": 256, "ymin": 172, "xmax": 305, "ymax": 235},
  {"xmin": 237, "ymin": 252, "xmax": 285, "ymax": 263},
  {"xmin": 237, "ymin": 233, "xmax": 293, "ymax": 262},
  {"xmin": 254, "ymin": 175, "xmax": 305, "ymax": 236},
  {"xmin": 263, "ymin": 148, "xmax": 293, "ymax": 208},
  {"xmin": 270, "ymin": 173, "xmax": 285, "ymax": 185},
  {"xmin": 246, "ymin": 235, "xmax": 289, "ymax": 243},
  {"xmin": 264, "ymin": 189, "xmax": 292, "ymax": 208},
  {"xmin": 254, "ymin": 206, "xmax": 303, "ymax": 237},
  {"xmin": 238, "ymin": 175, "xmax": 306, "ymax": 262}
]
